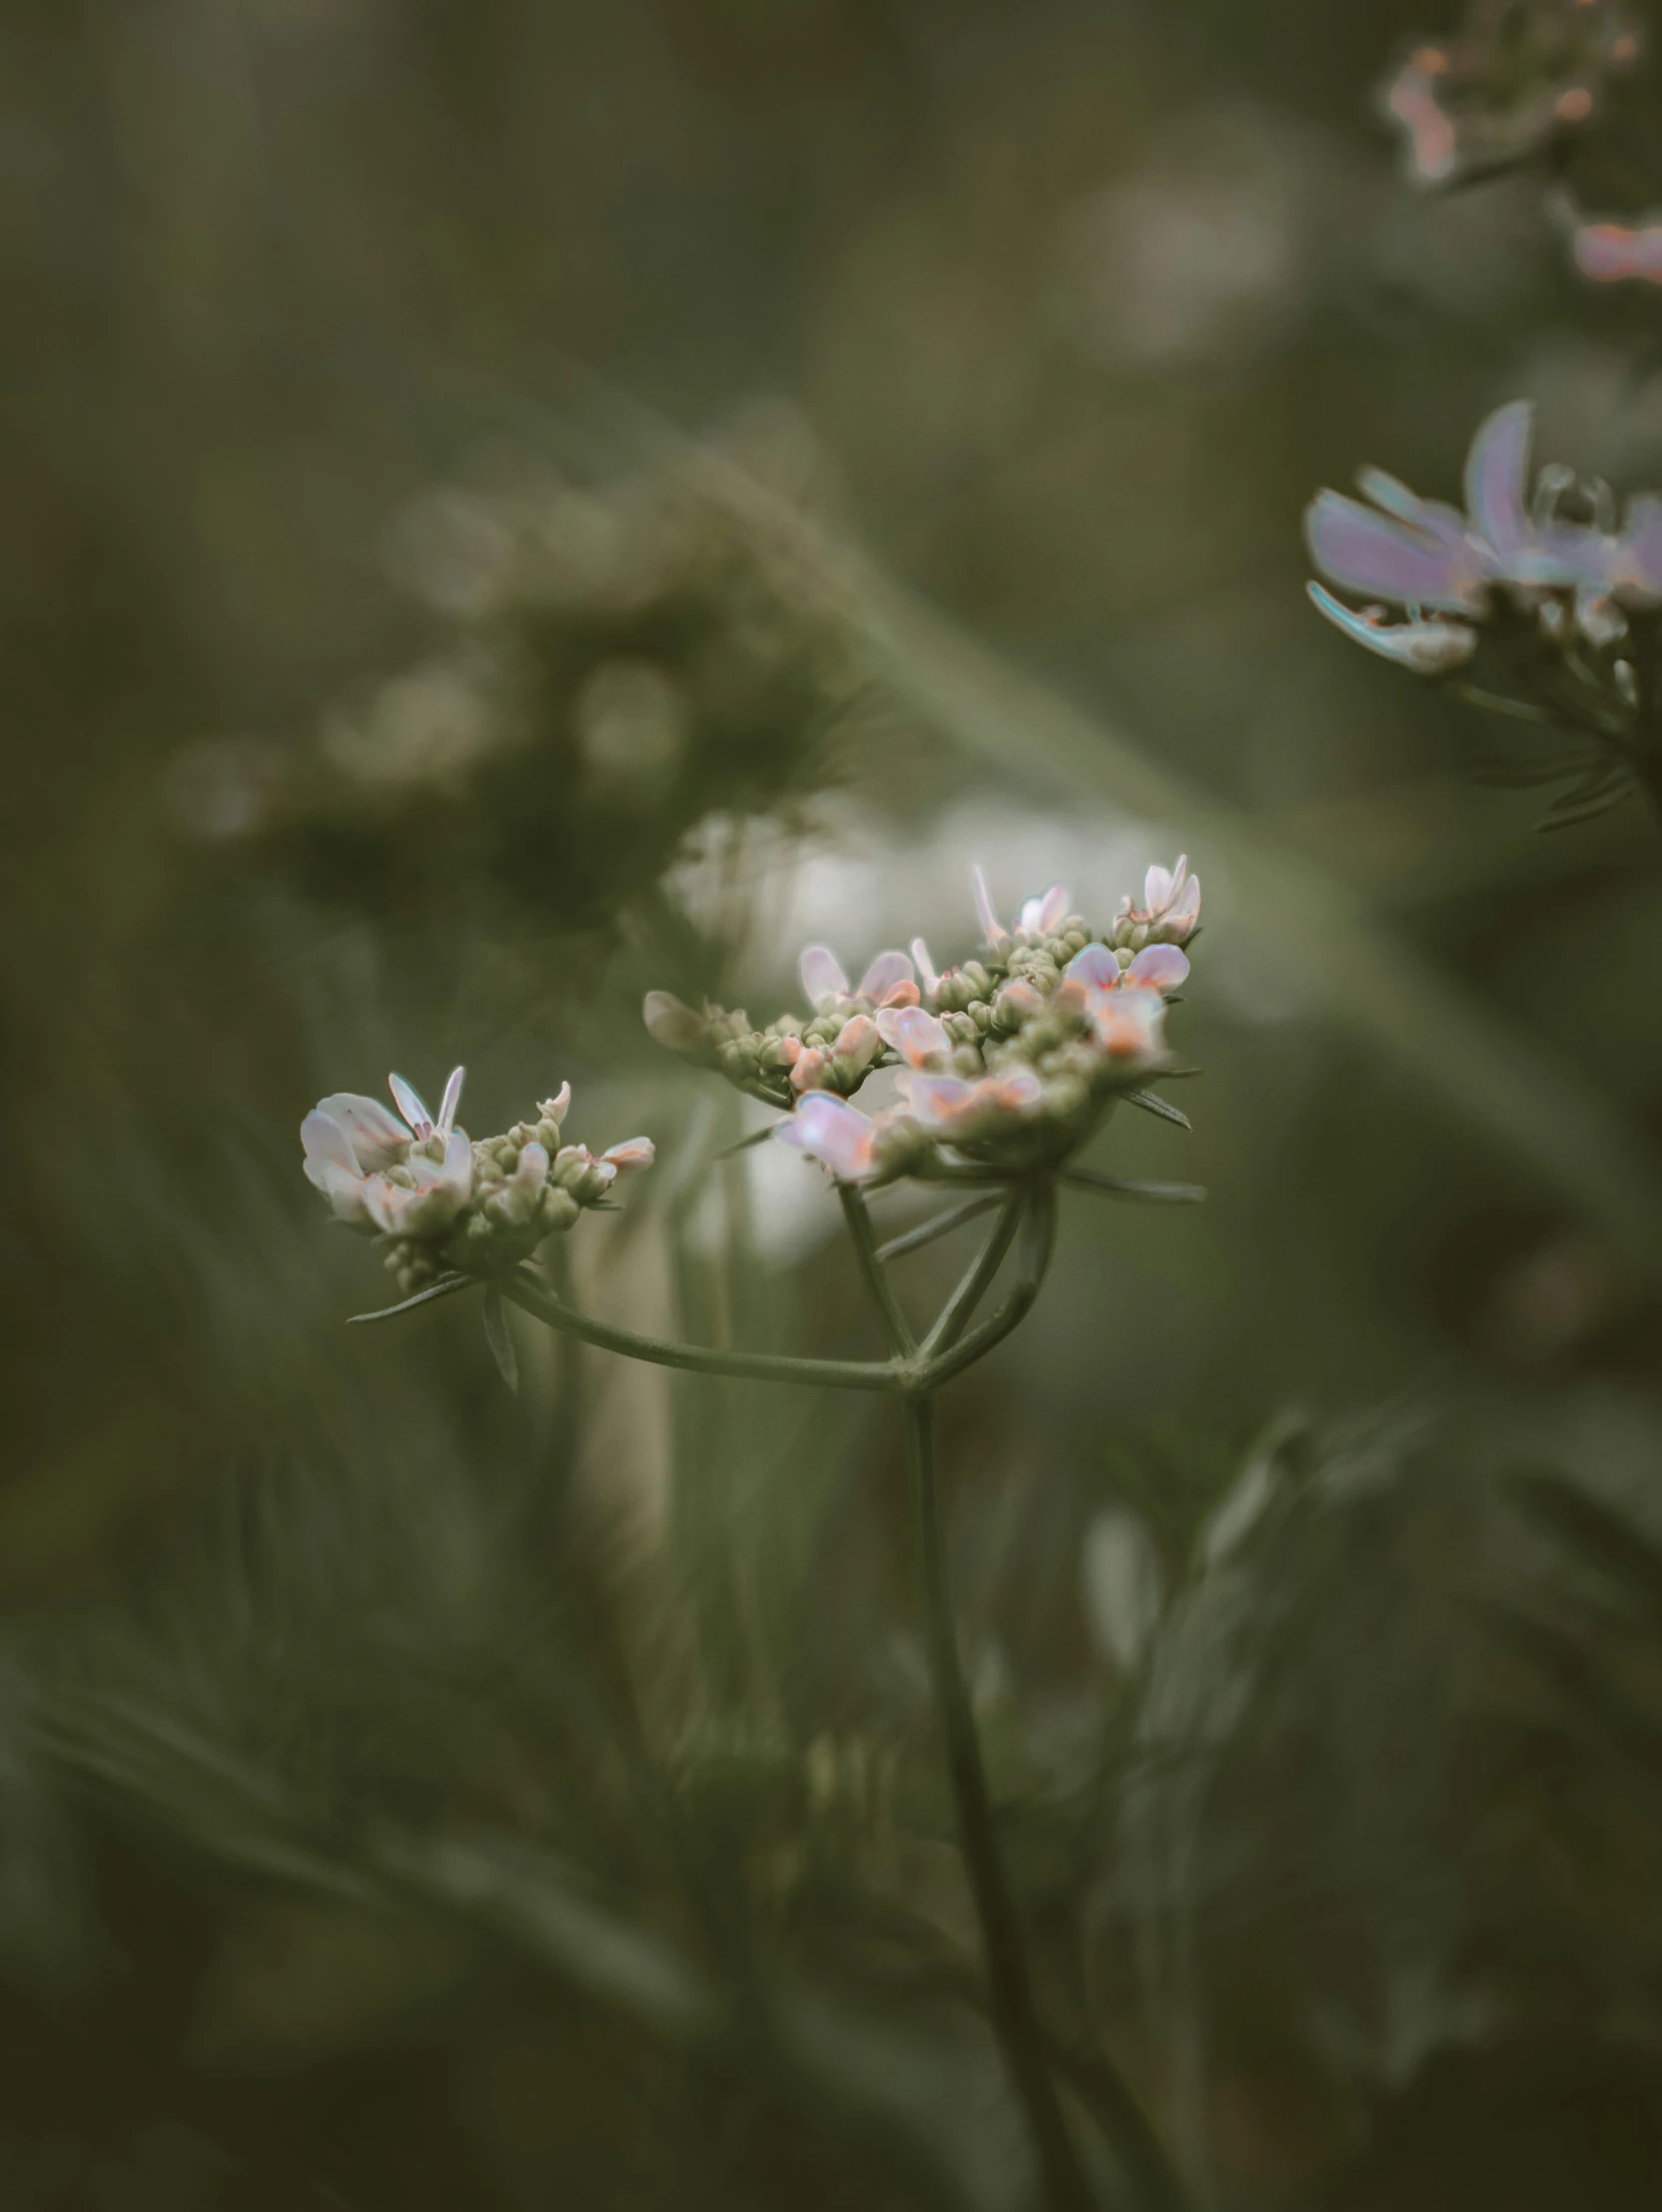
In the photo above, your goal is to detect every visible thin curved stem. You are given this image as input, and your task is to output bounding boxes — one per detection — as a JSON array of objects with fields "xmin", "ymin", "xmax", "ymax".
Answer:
[
  {"xmin": 877, "ymin": 1194, "xmax": 1002, "ymax": 1264},
  {"xmin": 839, "ymin": 1185, "xmax": 916, "ymax": 1356},
  {"xmin": 502, "ymin": 1267, "xmax": 901, "ymax": 1393},
  {"xmin": 923, "ymin": 1191, "xmax": 1028, "ymax": 1359},
  {"xmin": 905, "ymin": 1393, "xmax": 1097, "ymax": 2212}
]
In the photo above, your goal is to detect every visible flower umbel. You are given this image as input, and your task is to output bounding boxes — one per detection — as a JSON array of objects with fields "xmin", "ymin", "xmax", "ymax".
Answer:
[
  {"xmin": 301, "ymin": 1069, "xmax": 653, "ymax": 1295},
  {"xmin": 1304, "ymin": 398, "xmax": 1662, "ymax": 827},
  {"xmin": 643, "ymin": 859, "xmax": 1202, "ymax": 1187}
]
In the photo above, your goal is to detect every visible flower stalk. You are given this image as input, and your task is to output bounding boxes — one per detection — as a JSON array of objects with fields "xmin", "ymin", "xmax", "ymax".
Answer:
[{"xmin": 305, "ymin": 861, "xmax": 1205, "ymax": 2209}]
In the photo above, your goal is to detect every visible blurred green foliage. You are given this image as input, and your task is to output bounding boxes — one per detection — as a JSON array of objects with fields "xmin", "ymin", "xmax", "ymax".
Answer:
[{"xmin": 6, "ymin": 0, "xmax": 1662, "ymax": 2205}]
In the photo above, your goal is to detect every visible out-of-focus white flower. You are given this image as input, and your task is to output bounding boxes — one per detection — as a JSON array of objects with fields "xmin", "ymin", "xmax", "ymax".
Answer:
[
  {"xmin": 1572, "ymin": 213, "xmax": 1662, "ymax": 286},
  {"xmin": 1378, "ymin": 8, "xmax": 1641, "ymax": 190},
  {"xmin": 602, "ymin": 1136, "xmax": 656, "ymax": 1175},
  {"xmin": 1304, "ymin": 398, "xmax": 1662, "ymax": 659}
]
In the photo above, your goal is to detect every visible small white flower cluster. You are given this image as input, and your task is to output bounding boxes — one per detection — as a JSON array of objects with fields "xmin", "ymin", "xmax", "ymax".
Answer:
[
  {"xmin": 1379, "ymin": 2, "xmax": 1640, "ymax": 190},
  {"xmin": 302, "ymin": 1069, "xmax": 653, "ymax": 1295},
  {"xmin": 644, "ymin": 858, "xmax": 1201, "ymax": 1186}
]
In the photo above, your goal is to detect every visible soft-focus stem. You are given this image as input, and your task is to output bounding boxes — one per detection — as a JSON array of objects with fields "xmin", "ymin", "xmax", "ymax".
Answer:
[
  {"xmin": 904, "ymin": 1392, "xmax": 1097, "ymax": 2212},
  {"xmin": 839, "ymin": 1185, "xmax": 916, "ymax": 1355},
  {"xmin": 503, "ymin": 1267, "xmax": 900, "ymax": 1392},
  {"xmin": 922, "ymin": 1190, "xmax": 1029, "ymax": 1358}
]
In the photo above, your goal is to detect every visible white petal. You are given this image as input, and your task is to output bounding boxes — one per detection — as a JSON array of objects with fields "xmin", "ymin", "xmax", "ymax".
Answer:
[
  {"xmin": 1065, "ymin": 944, "xmax": 1122, "ymax": 993},
  {"xmin": 436, "ymin": 1066, "xmax": 465, "ymax": 1137},
  {"xmin": 1144, "ymin": 864, "xmax": 1174, "ymax": 913},
  {"xmin": 876, "ymin": 1006, "xmax": 951, "ymax": 1067},
  {"xmin": 315, "ymin": 1093, "xmax": 410, "ymax": 1169},
  {"xmin": 856, "ymin": 949, "xmax": 915, "ymax": 1003},
  {"xmin": 773, "ymin": 1094, "xmax": 878, "ymax": 1180},
  {"xmin": 1123, "ymin": 945, "xmax": 1190, "ymax": 993},
  {"xmin": 302, "ymin": 1108, "xmax": 360, "ymax": 1178},
  {"xmin": 1037, "ymin": 884, "xmax": 1071, "ymax": 932},
  {"xmin": 440, "ymin": 1126, "xmax": 474, "ymax": 1199},
  {"xmin": 972, "ymin": 866, "xmax": 1008, "ymax": 947},
  {"xmin": 910, "ymin": 937, "xmax": 940, "ymax": 992},
  {"xmin": 388, "ymin": 1073, "xmax": 433, "ymax": 1139},
  {"xmin": 1170, "ymin": 873, "xmax": 1202, "ymax": 924},
  {"xmin": 799, "ymin": 944, "xmax": 850, "ymax": 1007},
  {"xmin": 1018, "ymin": 896, "xmax": 1045, "ymax": 934},
  {"xmin": 316, "ymin": 1163, "xmax": 372, "ymax": 1224},
  {"xmin": 601, "ymin": 1136, "xmax": 655, "ymax": 1174}
]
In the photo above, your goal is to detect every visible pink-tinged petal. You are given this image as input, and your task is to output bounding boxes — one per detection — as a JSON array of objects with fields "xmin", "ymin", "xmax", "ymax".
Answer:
[
  {"xmin": 1575, "ymin": 222, "xmax": 1662, "ymax": 286},
  {"xmin": 856, "ymin": 949, "xmax": 914, "ymax": 1003},
  {"xmin": 1382, "ymin": 61, "xmax": 1457, "ymax": 184},
  {"xmin": 602, "ymin": 1135, "xmax": 655, "ymax": 1174},
  {"xmin": 789, "ymin": 1048, "xmax": 830, "ymax": 1094},
  {"xmin": 1463, "ymin": 400, "xmax": 1533, "ymax": 562},
  {"xmin": 799, "ymin": 944, "xmax": 849, "ymax": 1007},
  {"xmin": 1123, "ymin": 945, "xmax": 1190, "ymax": 993},
  {"xmin": 643, "ymin": 991, "xmax": 706, "ymax": 1055},
  {"xmin": 316, "ymin": 1093, "xmax": 410, "ymax": 1169},
  {"xmin": 910, "ymin": 937, "xmax": 940, "ymax": 993},
  {"xmin": 1303, "ymin": 491, "xmax": 1487, "ymax": 614},
  {"xmin": 773, "ymin": 1094, "xmax": 879, "ymax": 1181},
  {"xmin": 877, "ymin": 1006, "xmax": 951, "ymax": 1067},
  {"xmin": 1037, "ymin": 884, "xmax": 1071, "ymax": 933},
  {"xmin": 436, "ymin": 1066, "xmax": 465, "ymax": 1137},
  {"xmin": 538, "ymin": 1082, "xmax": 572, "ymax": 1124},
  {"xmin": 1066, "ymin": 944, "xmax": 1122, "ymax": 992},
  {"xmin": 1144, "ymin": 863, "xmax": 1174, "ymax": 913},
  {"xmin": 1306, "ymin": 584, "xmax": 1477, "ymax": 673},
  {"xmin": 985, "ymin": 1068, "xmax": 1043, "ymax": 1111},
  {"xmin": 1614, "ymin": 493, "xmax": 1662, "ymax": 605},
  {"xmin": 877, "ymin": 978, "xmax": 920, "ymax": 1009},
  {"xmin": 1169, "ymin": 872, "xmax": 1202, "ymax": 927},
  {"xmin": 389, "ymin": 1073, "xmax": 433, "ymax": 1139},
  {"xmin": 1093, "ymin": 992, "xmax": 1166, "ymax": 1060},
  {"xmin": 902, "ymin": 1074, "xmax": 975, "ymax": 1132},
  {"xmin": 775, "ymin": 1035, "xmax": 804, "ymax": 1067},
  {"xmin": 302, "ymin": 1108, "xmax": 361, "ymax": 1180},
  {"xmin": 972, "ymin": 866, "xmax": 1008, "ymax": 948}
]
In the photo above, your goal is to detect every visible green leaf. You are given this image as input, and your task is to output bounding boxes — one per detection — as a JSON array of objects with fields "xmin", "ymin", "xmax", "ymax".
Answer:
[
  {"xmin": 1123, "ymin": 1088, "xmax": 1192, "ymax": 1131},
  {"xmin": 348, "ymin": 1274, "xmax": 475, "ymax": 1324},
  {"xmin": 1064, "ymin": 1170, "xmax": 1206, "ymax": 1203}
]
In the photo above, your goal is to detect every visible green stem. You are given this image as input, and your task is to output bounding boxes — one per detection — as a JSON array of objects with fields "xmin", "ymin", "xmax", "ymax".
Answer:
[
  {"xmin": 923, "ymin": 1191, "xmax": 1028, "ymax": 1359},
  {"xmin": 503, "ymin": 1267, "xmax": 900, "ymax": 1393},
  {"xmin": 876, "ymin": 1194, "xmax": 1002, "ymax": 1264},
  {"xmin": 905, "ymin": 1393, "xmax": 1098, "ymax": 2212},
  {"xmin": 918, "ymin": 1191, "xmax": 1055, "ymax": 1390},
  {"xmin": 839, "ymin": 1186, "xmax": 917, "ymax": 1355}
]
